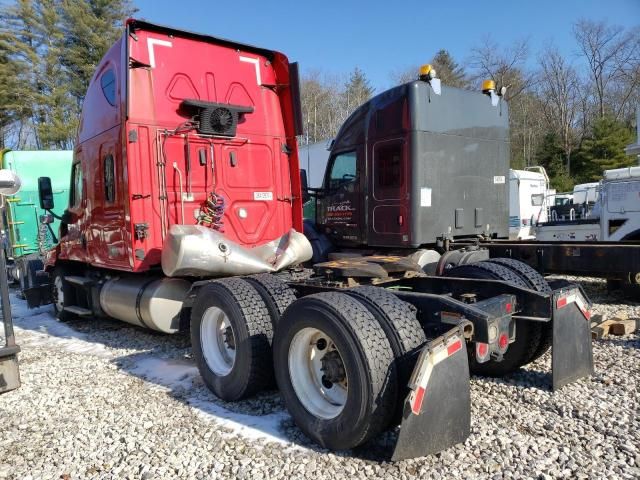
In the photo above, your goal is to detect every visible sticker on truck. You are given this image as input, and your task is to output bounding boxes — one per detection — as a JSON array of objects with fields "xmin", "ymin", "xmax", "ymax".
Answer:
[
  {"xmin": 253, "ymin": 191, "xmax": 273, "ymax": 201},
  {"xmin": 493, "ymin": 176, "xmax": 506, "ymax": 184}
]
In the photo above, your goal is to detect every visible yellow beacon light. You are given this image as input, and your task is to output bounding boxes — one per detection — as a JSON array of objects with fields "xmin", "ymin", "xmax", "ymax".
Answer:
[
  {"xmin": 482, "ymin": 79, "xmax": 496, "ymax": 94},
  {"xmin": 419, "ymin": 64, "xmax": 436, "ymax": 80}
]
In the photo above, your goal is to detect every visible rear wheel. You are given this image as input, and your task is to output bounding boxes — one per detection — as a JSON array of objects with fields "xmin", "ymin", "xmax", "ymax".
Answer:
[
  {"xmin": 244, "ymin": 273, "xmax": 297, "ymax": 327},
  {"xmin": 51, "ymin": 267, "xmax": 76, "ymax": 321},
  {"xmin": 345, "ymin": 286, "xmax": 426, "ymax": 419},
  {"xmin": 486, "ymin": 258, "xmax": 552, "ymax": 362},
  {"xmin": 274, "ymin": 292, "xmax": 397, "ymax": 450},
  {"xmin": 444, "ymin": 261, "xmax": 542, "ymax": 376},
  {"xmin": 191, "ymin": 278, "xmax": 274, "ymax": 401}
]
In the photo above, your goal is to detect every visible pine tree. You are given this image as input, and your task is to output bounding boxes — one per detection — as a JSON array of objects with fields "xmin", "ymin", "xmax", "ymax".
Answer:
[
  {"xmin": 342, "ymin": 67, "xmax": 373, "ymax": 117},
  {"xmin": 59, "ymin": 0, "xmax": 137, "ymax": 113},
  {"xmin": 535, "ymin": 132, "xmax": 574, "ymax": 191},
  {"xmin": 574, "ymin": 116, "xmax": 635, "ymax": 181},
  {"xmin": 431, "ymin": 50, "xmax": 468, "ymax": 88},
  {"xmin": 0, "ymin": 0, "xmax": 41, "ymax": 147},
  {"xmin": 33, "ymin": 0, "xmax": 76, "ymax": 148}
]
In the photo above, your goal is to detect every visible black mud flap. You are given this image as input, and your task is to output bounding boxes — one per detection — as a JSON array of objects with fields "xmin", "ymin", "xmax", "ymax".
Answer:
[
  {"xmin": 392, "ymin": 328, "xmax": 470, "ymax": 461},
  {"xmin": 551, "ymin": 286, "xmax": 594, "ymax": 390},
  {"xmin": 0, "ymin": 347, "xmax": 21, "ymax": 394},
  {"xmin": 24, "ymin": 284, "xmax": 52, "ymax": 309}
]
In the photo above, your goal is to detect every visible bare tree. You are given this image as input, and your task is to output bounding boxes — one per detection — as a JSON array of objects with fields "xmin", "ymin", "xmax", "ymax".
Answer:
[
  {"xmin": 468, "ymin": 37, "xmax": 545, "ymax": 168},
  {"xmin": 538, "ymin": 46, "xmax": 583, "ymax": 174},
  {"xmin": 574, "ymin": 19, "xmax": 640, "ymax": 121},
  {"xmin": 389, "ymin": 66, "xmax": 416, "ymax": 86},
  {"xmin": 300, "ymin": 70, "xmax": 342, "ymax": 144},
  {"xmin": 468, "ymin": 36, "xmax": 534, "ymax": 101}
]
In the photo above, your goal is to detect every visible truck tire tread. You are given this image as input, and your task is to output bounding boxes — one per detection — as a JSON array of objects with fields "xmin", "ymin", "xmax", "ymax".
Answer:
[
  {"xmin": 444, "ymin": 261, "xmax": 542, "ymax": 376},
  {"xmin": 244, "ymin": 273, "xmax": 297, "ymax": 326},
  {"xmin": 274, "ymin": 292, "xmax": 397, "ymax": 449},
  {"xmin": 487, "ymin": 258, "xmax": 553, "ymax": 362},
  {"xmin": 346, "ymin": 286, "xmax": 426, "ymax": 369},
  {"xmin": 191, "ymin": 277, "xmax": 274, "ymax": 400}
]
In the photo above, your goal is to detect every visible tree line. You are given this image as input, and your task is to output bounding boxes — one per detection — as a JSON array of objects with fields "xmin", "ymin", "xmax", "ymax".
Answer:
[
  {"xmin": 0, "ymin": 0, "xmax": 135, "ymax": 150},
  {"xmin": 1, "ymin": 3, "xmax": 638, "ymax": 190},
  {"xmin": 301, "ymin": 20, "xmax": 640, "ymax": 190}
]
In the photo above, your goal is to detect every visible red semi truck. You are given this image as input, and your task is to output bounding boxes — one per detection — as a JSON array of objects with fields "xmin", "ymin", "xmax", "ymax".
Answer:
[{"xmin": 26, "ymin": 20, "xmax": 594, "ymax": 459}]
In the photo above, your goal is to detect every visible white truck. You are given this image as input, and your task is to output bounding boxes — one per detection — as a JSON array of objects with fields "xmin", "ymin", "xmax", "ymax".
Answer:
[
  {"xmin": 509, "ymin": 167, "xmax": 550, "ymax": 239},
  {"xmin": 535, "ymin": 167, "xmax": 640, "ymax": 242}
]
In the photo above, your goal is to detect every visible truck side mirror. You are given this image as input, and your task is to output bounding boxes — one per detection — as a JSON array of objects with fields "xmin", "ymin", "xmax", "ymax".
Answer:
[
  {"xmin": 60, "ymin": 210, "xmax": 74, "ymax": 225},
  {"xmin": 38, "ymin": 177, "xmax": 54, "ymax": 210},
  {"xmin": 300, "ymin": 169, "xmax": 311, "ymax": 204}
]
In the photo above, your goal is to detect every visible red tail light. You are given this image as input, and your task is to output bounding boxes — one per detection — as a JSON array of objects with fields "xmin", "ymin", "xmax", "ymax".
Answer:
[
  {"xmin": 476, "ymin": 342, "xmax": 490, "ymax": 363},
  {"xmin": 498, "ymin": 333, "xmax": 508, "ymax": 350}
]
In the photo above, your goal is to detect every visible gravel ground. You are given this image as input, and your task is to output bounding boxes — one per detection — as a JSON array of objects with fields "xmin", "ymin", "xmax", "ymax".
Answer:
[{"xmin": 0, "ymin": 277, "xmax": 638, "ymax": 479}]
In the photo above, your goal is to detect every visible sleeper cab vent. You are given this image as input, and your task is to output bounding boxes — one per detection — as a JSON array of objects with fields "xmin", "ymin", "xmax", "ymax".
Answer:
[{"xmin": 180, "ymin": 99, "xmax": 254, "ymax": 137}]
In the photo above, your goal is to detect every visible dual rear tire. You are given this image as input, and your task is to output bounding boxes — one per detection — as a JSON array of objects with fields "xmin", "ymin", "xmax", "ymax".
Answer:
[
  {"xmin": 444, "ymin": 259, "xmax": 552, "ymax": 376},
  {"xmin": 190, "ymin": 275, "xmax": 295, "ymax": 401},
  {"xmin": 191, "ymin": 276, "xmax": 426, "ymax": 450}
]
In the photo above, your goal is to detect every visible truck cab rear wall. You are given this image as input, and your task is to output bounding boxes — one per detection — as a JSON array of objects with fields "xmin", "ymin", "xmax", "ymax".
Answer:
[{"xmin": 60, "ymin": 20, "xmax": 303, "ymax": 274}]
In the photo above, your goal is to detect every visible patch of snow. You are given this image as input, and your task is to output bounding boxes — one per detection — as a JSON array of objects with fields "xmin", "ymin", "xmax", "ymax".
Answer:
[
  {"xmin": 128, "ymin": 356, "xmax": 198, "ymax": 391},
  {"xmin": 8, "ymin": 292, "xmax": 297, "ymax": 447},
  {"xmin": 129, "ymin": 355, "xmax": 295, "ymax": 445},
  {"xmin": 10, "ymin": 294, "xmax": 112, "ymax": 358}
]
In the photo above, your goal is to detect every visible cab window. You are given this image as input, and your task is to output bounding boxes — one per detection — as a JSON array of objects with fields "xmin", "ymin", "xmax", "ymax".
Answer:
[
  {"xmin": 104, "ymin": 154, "xmax": 115, "ymax": 203},
  {"xmin": 328, "ymin": 151, "xmax": 357, "ymax": 190},
  {"xmin": 70, "ymin": 163, "xmax": 83, "ymax": 207},
  {"xmin": 531, "ymin": 193, "xmax": 544, "ymax": 206},
  {"xmin": 100, "ymin": 69, "xmax": 116, "ymax": 106},
  {"xmin": 373, "ymin": 140, "xmax": 404, "ymax": 200}
]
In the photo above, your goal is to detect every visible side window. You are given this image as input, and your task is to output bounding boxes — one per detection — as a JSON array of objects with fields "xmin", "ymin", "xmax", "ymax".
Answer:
[
  {"xmin": 100, "ymin": 69, "xmax": 116, "ymax": 106},
  {"xmin": 373, "ymin": 140, "xmax": 405, "ymax": 200},
  {"xmin": 328, "ymin": 151, "xmax": 357, "ymax": 190},
  {"xmin": 531, "ymin": 193, "xmax": 544, "ymax": 206},
  {"xmin": 103, "ymin": 154, "xmax": 115, "ymax": 203},
  {"xmin": 71, "ymin": 163, "xmax": 83, "ymax": 207}
]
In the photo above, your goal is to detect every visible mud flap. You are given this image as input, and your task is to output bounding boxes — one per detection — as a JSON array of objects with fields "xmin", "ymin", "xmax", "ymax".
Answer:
[
  {"xmin": 0, "ymin": 347, "xmax": 21, "ymax": 394},
  {"xmin": 392, "ymin": 330, "xmax": 470, "ymax": 461},
  {"xmin": 551, "ymin": 287, "xmax": 594, "ymax": 391}
]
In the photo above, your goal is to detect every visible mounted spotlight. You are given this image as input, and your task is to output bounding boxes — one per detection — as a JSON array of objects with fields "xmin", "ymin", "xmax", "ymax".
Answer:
[{"xmin": 0, "ymin": 169, "xmax": 21, "ymax": 196}]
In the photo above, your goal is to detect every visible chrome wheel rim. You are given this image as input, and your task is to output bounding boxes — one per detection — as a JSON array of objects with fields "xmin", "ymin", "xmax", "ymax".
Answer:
[
  {"xmin": 53, "ymin": 275, "xmax": 64, "ymax": 312},
  {"xmin": 200, "ymin": 307, "xmax": 236, "ymax": 376},
  {"xmin": 288, "ymin": 327, "xmax": 348, "ymax": 419}
]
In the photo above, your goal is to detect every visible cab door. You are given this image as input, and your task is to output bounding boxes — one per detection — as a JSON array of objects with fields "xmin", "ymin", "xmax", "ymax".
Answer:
[
  {"xmin": 317, "ymin": 147, "xmax": 365, "ymax": 246},
  {"xmin": 90, "ymin": 143, "xmax": 129, "ymax": 269},
  {"xmin": 59, "ymin": 161, "xmax": 88, "ymax": 262}
]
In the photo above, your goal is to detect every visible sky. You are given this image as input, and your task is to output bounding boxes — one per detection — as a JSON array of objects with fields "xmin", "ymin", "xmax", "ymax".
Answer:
[{"xmin": 134, "ymin": 0, "xmax": 640, "ymax": 92}]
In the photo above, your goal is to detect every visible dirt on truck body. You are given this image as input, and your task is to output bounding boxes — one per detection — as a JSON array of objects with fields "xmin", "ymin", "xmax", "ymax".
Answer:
[{"xmin": 23, "ymin": 20, "xmax": 595, "ymax": 460}]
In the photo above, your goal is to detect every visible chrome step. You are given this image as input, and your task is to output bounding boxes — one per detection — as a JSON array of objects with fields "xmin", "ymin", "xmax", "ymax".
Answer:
[
  {"xmin": 63, "ymin": 306, "xmax": 92, "ymax": 317},
  {"xmin": 65, "ymin": 276, "xmax": 93, "ymax": 287}
]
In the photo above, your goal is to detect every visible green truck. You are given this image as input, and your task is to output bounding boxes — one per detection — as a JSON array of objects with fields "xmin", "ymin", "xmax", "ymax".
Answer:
[{"xmin": 0, "ymin": 150, "xmax": 73, "ymax": 283}]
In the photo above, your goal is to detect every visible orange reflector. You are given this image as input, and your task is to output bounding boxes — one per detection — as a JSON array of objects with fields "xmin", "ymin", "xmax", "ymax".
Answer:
[
  {"xmin": 447, "ymin": 339, "xmax": 462, "ymax": 356},
  {"xmin": 411, "ymin": 386, "xmax": 426, "ymax": 415}
]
